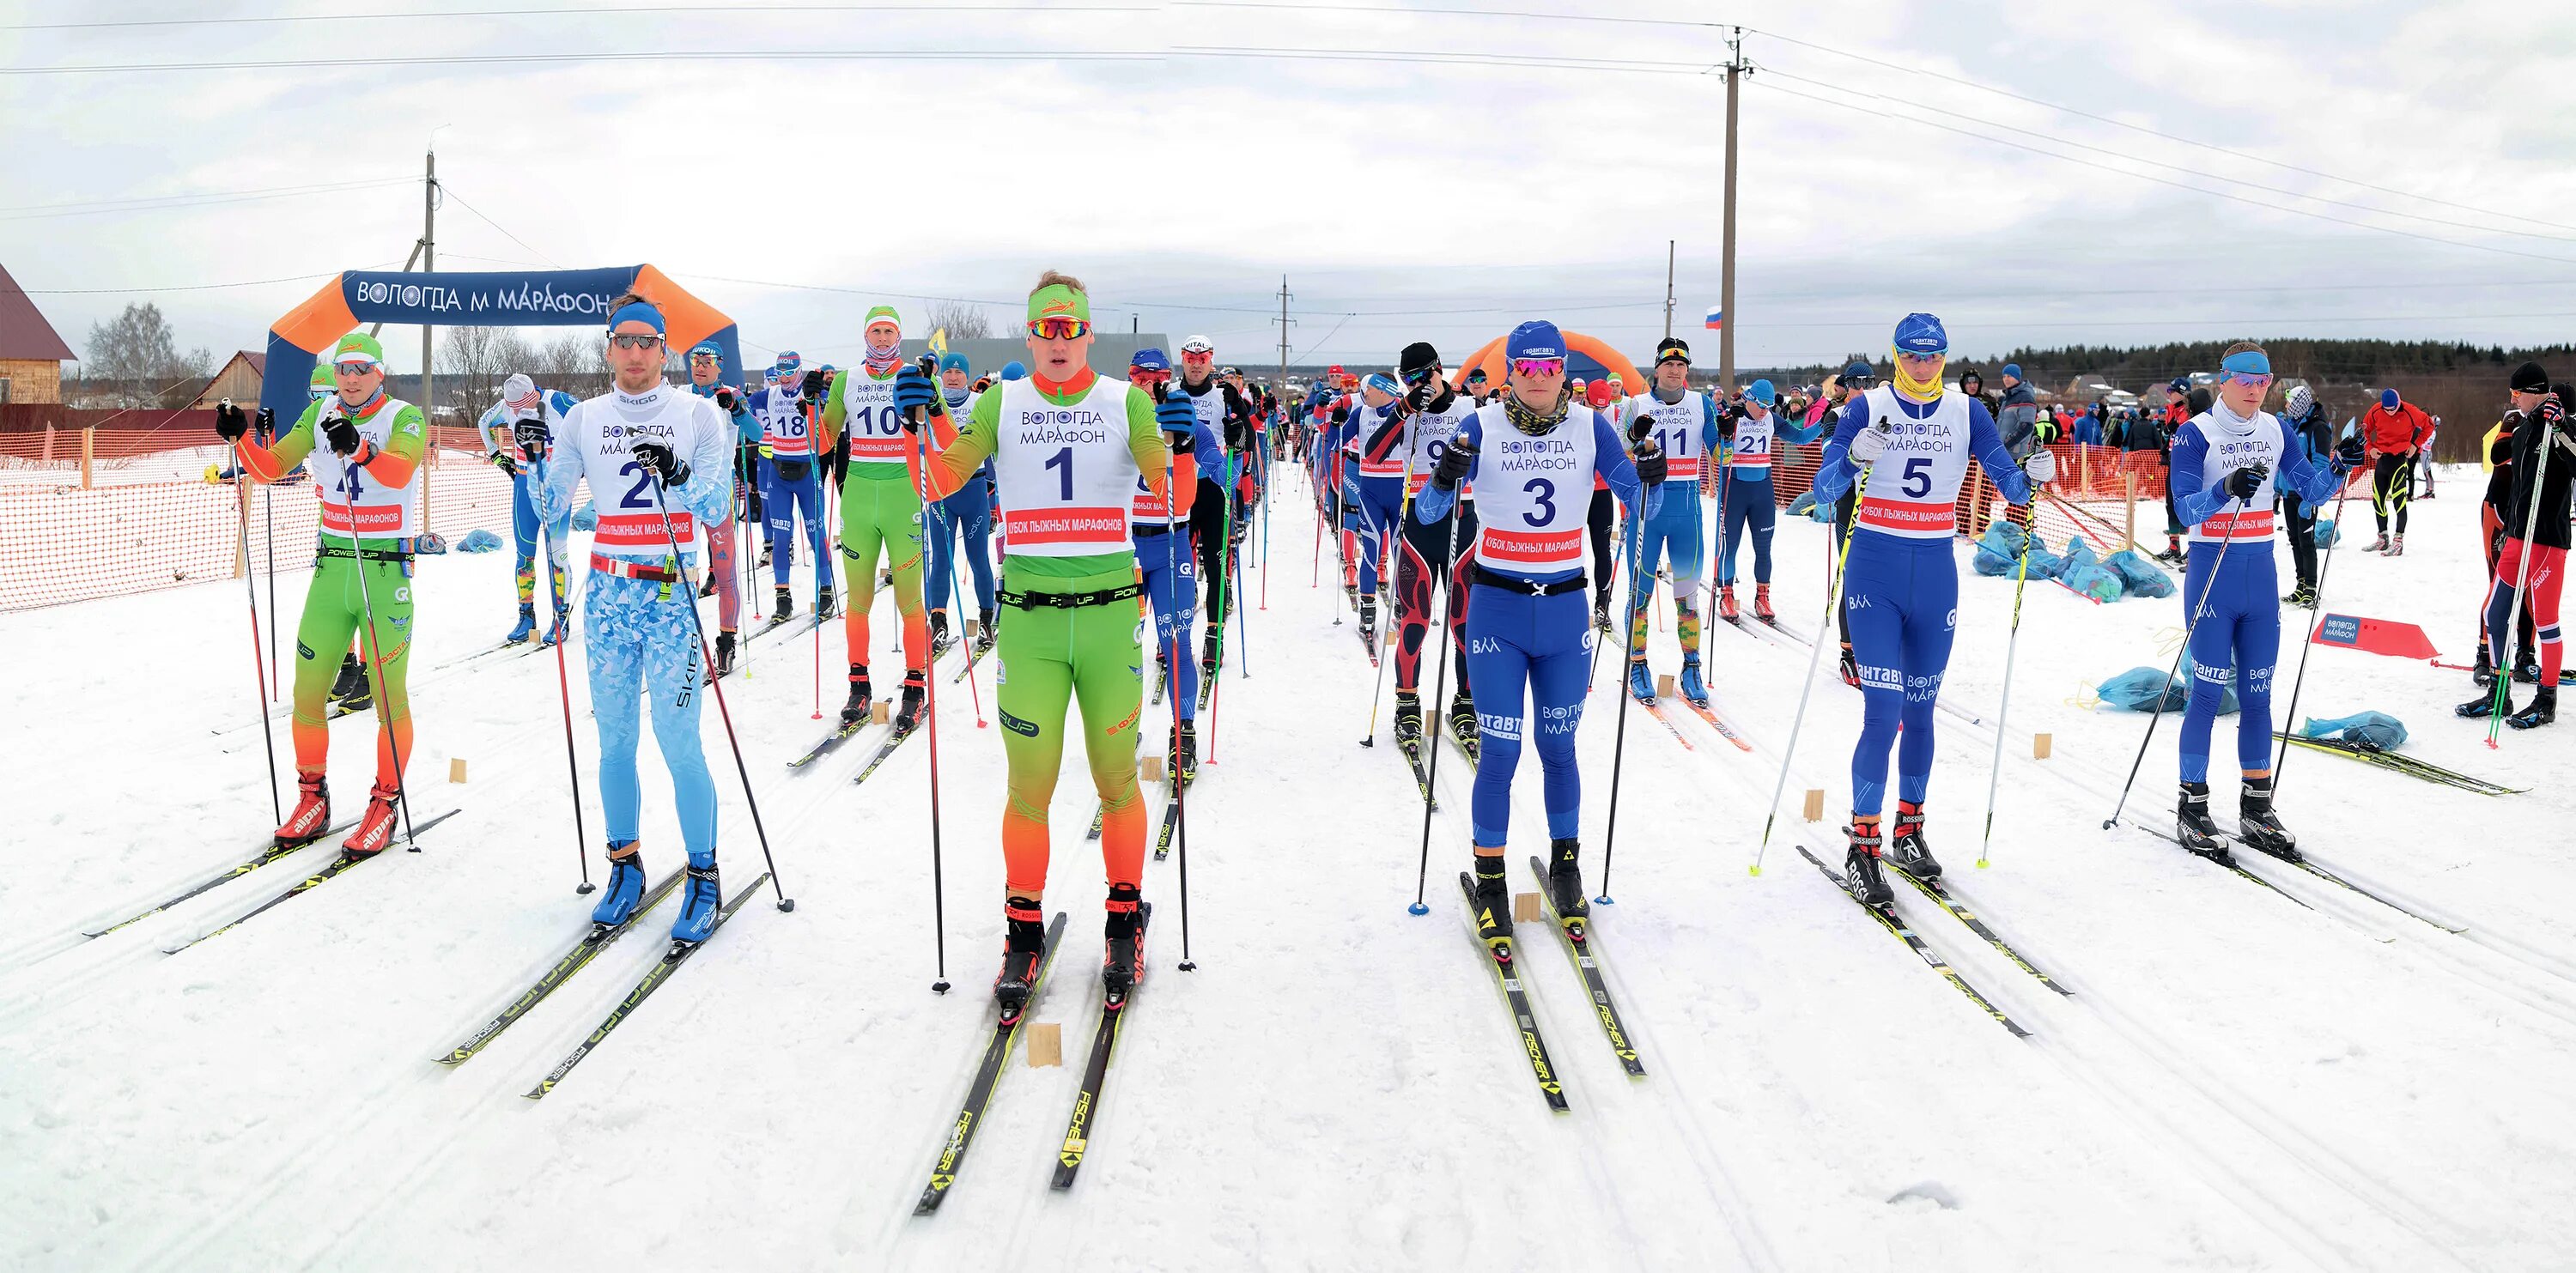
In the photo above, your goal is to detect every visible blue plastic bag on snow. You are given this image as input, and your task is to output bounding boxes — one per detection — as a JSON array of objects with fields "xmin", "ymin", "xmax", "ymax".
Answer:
[
  {"xmin": 2105, "ymin": 549, "xmax": 2173, "ymax": 597},
  {"xmin": 456, "ymin": 528, "xmax": 505, "ymax": 554},
  {"xmin": 2302, "ymin": 710, "xmax": 2406, "ymax": 750}
]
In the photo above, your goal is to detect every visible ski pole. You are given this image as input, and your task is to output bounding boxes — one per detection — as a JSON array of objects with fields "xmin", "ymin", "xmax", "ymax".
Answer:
[
  {"xmin": 335, "ymin": 462, "xmax": 420, "ymax": 852},
  {"xmin": 1974, "ymin": 500, "xmax": 2038, "ymax": 870},
  {"xmin": 2103, "ymin": 494, "xmax": 2246, "ymax": 829},
  {"xmin": 537, "ymin": 492, "xmax": 593, "ymax": 894},
  {"xmin": 264, "ymin": 481, "xmax": 278, "ymax": 702},
  {"xmin": 1407, "ymin": 455, "xmax": 1470, "ymax": 916},
  {"xmin": 1705, "ymin": 417, "xmax": 1729, "ymax": 621},
  {"xmin": 937, "ymin": 499, "xmax": 988, "ymax": 728},
  {"xmin": 904, "ymin": 357, "xmax": 951, "ymax": 991},
  {"xmin": 229, "ymin": 433, "xmax": 283, "ymax": 826},
  {"xmin": 2480, "ymin": 412, "xmax": 2555, "ymax": 744},
  {"xmin": 637, "ymin": 443, "xmax": 796, "ymax": 913},
  {"xmin": 1597, "ymin": 487, "xmax": 1653, "ymax": 905},
  {"xmin": 2268, "ymin": 426, "xmax": 2361, "ymax": 787},
  {"xmin": 1157, "ymin": 392, "xmax": 1199, "ymax": 972},
  {"xmin": 1750, "ymin": 452, "xmax": 1876, "ymax": 876}
]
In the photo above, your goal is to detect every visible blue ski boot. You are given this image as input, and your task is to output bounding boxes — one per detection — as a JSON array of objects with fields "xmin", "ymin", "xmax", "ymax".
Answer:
[
  {"xmin": 671, "ymin": 852, "xmax": 722, "ymax": 944},
  {"xmin": 540, "ymin": 603, "xmax": 570, "ymax": 647},
  {"xmin": 1626, "ymin": 658, "xmax": 1656, "ymax": 704},
  {"xmin": 504, "ymin": 603, "xmax": 537, "ymax": 644},
  {"xmin": 591, "ymin": 842, "xmax": 646, "ymax": 926},
  {"xmin": 1678, "ymin": 655, "xmax": 1710, "ymax": 706}
]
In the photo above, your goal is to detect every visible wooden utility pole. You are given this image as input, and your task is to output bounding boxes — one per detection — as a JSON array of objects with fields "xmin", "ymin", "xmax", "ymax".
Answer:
[
  {"xmin": 1719, "ymin": 27, "xmax": 1748, "ymax": 387},
  {"xmin": 1662, "ymin": 239, "xmax": 1676, "ymax": 341}
]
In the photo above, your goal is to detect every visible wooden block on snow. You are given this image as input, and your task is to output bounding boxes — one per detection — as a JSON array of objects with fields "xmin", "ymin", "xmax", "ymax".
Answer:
[
  {"xmin": 2033, "ymin": 732, "xmax": 2053, "ymax": 760},
  {"xmin": 448, "ymin": 757, "xmax": 467, "ymax": 784},
  {"xmin": 1142, "ymin": 755, "xmax": 1166, "ymax": 784},
  {"xmin": 1802, "ymin": 789, "xmax": 1826, "ymax": 822},
  {"xmin": 1513, "ymin": 891, "xmax": 1542, "ymax": 924},
  {"xmin": 872, "ymin": 699, "xmax": 890, "ymax": 724},
  {"xmin": 1024, "ymin": 1022, "xmax": 1062, "ymax": 1068},
  {"xmin": 1656, "ymin": 673, "xmax": 1676, "ymax": 697}
]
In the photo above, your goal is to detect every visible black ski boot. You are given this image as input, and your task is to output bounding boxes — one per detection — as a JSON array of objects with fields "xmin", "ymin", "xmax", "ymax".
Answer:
[
  {"xmin": 1102, "ymin": 883, "xmax": 1148, "ymax": 1003},
  {"xmin": 1470, "ymin": 856, "xmax": 1513, "ymax": 953},
  {"xmin": 1886, "ymin": 801, "xmax": 1943, "ymax": 881},
  {"xmin": 2457, "ymin": 688, "xmax": 2510, "ymax": 718},
  {"xmin": 929, "ymin": 609, "xmax": 951, "ymax": 656},
  {"xmin": 1844, "ymin": 821, "xmax": 1894, "ymax": 907},
  {"xmin": 2507, "ymin": 686, "xmax": 2558, "ymax": 730},
  {"xmin": 1837, "ymin": 644, "xmax": 1861, "ymax": 689},
  {"xmin": 2176, "ymin": 780, "xmax": 2234, "ymax": 862},
  {"xmin": 1170, "ymin": 720, "xmax": 1199, "ymax": 786},
  {"xmin": 838, "ymin": 664, "xmax": 872, "ymax": 730},
  {"xmin": 975, "ymin": 608, "xmax": 998, "ymax": 655},
  {"xmin": 1546, "ymin": 837, "xmax": 1589, "ymax": 934},
  {"xmin": 1202, "ymin": 624, "xmax": 1224, "ymax": 676},
  {"xmin": 892, "ymin": 670, "xmax": 928, "ymax": 735},
  {"xmin": 2236, "ymin": 777, "xmax": 2301, "ymax": 862},
  {"xmin": 712, "ymin": 630, "xmax": 738, "ymax": 679},
  {"xmin": 1358, "ymin": 592, "xmax": 1377, "ymax": 640},
  {"xmin": 2474, "ymin": 646, "xmax": 2496, "ymax": 688},
  {"xmin": 331, "ymin": 652, "xmax": 368, "ymax": 702},
  {"xmin": 1392, "ymin": 691, "xmax": 1425, "ymax": 757},
  {"xmin": 1447, "ymin": 691, "xmax": 1480, "ymax": 763},
  {"xmin": 1592, "ymin": 591, "xmax": 1613, "ymax": 634},
  {"xmin": 771, "ymin": 585, "xmax": 793, "ymax": 625},
  {"xmin": 993, "ymin": 897, "xmax": 1048, "ymax": 1022},
  {"xmin": 2513, "ymin": 649, "xmax": 2542, "ymax": 685},
  {"xmin": 816, "ymin": 585, "xmax": 837, "ymax": 621}
]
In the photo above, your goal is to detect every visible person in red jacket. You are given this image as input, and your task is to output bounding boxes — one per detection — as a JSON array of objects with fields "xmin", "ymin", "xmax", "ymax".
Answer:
[{"xmin": 2360, "ymin": 387, "xmax": 2433, "ymax": 555}]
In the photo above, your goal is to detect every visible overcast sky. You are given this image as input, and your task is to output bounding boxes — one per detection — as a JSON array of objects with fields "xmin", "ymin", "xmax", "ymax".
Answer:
[{"xmin": 7, "ymin": 0, "xmax": 2575, "ymax": 385}]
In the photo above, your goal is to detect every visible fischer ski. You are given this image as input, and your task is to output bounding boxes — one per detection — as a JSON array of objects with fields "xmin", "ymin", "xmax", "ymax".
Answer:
[
  {"xmin": 1456, "ymin": 872, "xmax": 1570, "ymax": 1112},
  {"xmin": 524, "ymin": 870, "xmax": 772, "ymax": 1099},
  {"xmin": 164, "ymin": 809, "xmax": 460, "ymax": 955},
  {"xmin": 787, "ymin": 711, "xmax": 879, "ymax": 770},
  {"xmin": 2270, "ymin": 730, "xmax": 2524, "ymax": 796},
  {"xmin": 1889, "ymin": 870, "xmax": 2072, "ymax": 997},
  {"xmin": 1526, "ymin": 858, "xmax": 1644, "ymax": 1076},
  {"xmin": 1052, "ymin": 903, "xmax": 1150, "ymax": 1191},
  {"xmin": 850, "ymin": 718, "xmax": 924, "ymax": 786},
  {"xmin": 435, "ymin": 870, "xmax": 685, "ymax": 1066},
  {"xmin": 83, "ymin": 818, "xmax": 359, "ymax": 938},
  {"xmin": 1795, "ymin": 843, "xmax": 2031, "ymax": 1039},
  {"xmin": 915, "ymin": 912, "xmax": 1070, "ymax": 1215},
  {"xmin": 1151, "ymin": 785, "xmax": 1183, "ymax": 862}
]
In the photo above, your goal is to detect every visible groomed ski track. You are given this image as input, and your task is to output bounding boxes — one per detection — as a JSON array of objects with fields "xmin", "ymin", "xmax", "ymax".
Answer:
[{"xmin": 4, "ymin": 464, "xmax": 2574, "ymax": 1270}]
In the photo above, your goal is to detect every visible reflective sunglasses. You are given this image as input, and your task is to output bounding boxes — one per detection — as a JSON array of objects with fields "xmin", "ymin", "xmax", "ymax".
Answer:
[
  {"xmin": 1029, "ymin": 317, "xmax": 1091, "ymax": 341},
  {"xmin": 1511, "ymin": 358, "xmax": 1565, "ymax": 379},
  {"xmin": 609, "ymin": 333, "xmax": 665, "ymax": 351},
  {"xmin": 688, "ymin": 350, "xmax": 721, "ymax": 363},
  {"xmin": 2224, "ymin": 372, "xmax": 2274, "ymax": 388},
  {"xmin": 1400, "ymin": 363, "xmax": 1441, "ymax": 387}
]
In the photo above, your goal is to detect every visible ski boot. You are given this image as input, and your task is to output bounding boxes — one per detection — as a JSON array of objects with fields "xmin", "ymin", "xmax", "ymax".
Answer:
[
  {"xmin": 1169, "ymin": 719, "xmax": 1199, "ymax": 786},
  {"xmin": 891, "ymin": 670, "xmax": 928, "ymax": 735},
  {"xmin": 771, "ymin": 585, "xmax": 793, "ymax": 624},
  {"xmin": 541, "ymin": 603, "xmax": 570, "ymax": 646},
  {"xmin": 1837, "ymin": 644, "xmax": 1861, "ymax": 689},
  {"xmin": 1102, "ymin": 883, "xmax": 1148, "ymax": 1002},
  {"xmin": 838, "ymin": 664, "xmax": 873, "ymax": 730},
  {"xmin": 1202, "ymin": 624, "xmax": 1224, "ymax": 677},
  {"xmin": 1593, "ymin": 591, "xmax": 1613, "ymax": 634},
  {"xmin": 1448, "ymin": 691, "xmax": 1480, "ymax": 763},
  {"xmin": 1358, "ymin": 592, "xmax": 1377, "ymax": 640},
  {"xmin": 2473, "ymin": 646, "xmax": 2496, "ymax": 688},
  {"xmin": 1392, "ymin": 691, "xmax": 1425, "ymax": 757},
  {"xmin": 2282, "ymin": 583, "xmax": 2317, "ymax": 609},
  {"xmin": 1546, "ymin": 837, "xmax": 1589, "ymax": 935},
  {"xmin": 2366, "ymin": 532, "xmax": 2389, "ymax": 554},
  {"xmin": 591, "ymin": 841, "xmax": 647, "ymax": 927},
  {"xmin": 1753, "ymin": 584, "xmax": 1776, "ymax": 622},
  {"xmin": 1678, "ymin": 654, "xmax": 1710, "ymax": 706},
  {"xmin": 698, "ymin": 574, "xmax": 717, "ymax": 598},
  {"xmin": 1470, "ymin": 856, "xmax": 1514, "ymax": 953},
  {"xmin": 1886, "ymin": 800, "xmax": 1942, "ymax": 882},
  {"xmin": 2387, "ymin": 534, "xmax": 2404, "ymax": 558},
  {"xmin": 974, "ymin": 608, "xmax": 998, "ymax": 655},
  {"xmin": 505, "ymin": 603, "xmax": 537, "ymax": 644},
  {"xmin": 2513, "ymin": 649, "xmax": 2542, "ymax": 685},
  {"xmin": 2508, "ymin": 687, "xmax": 2558, "ymax": 730},
  {"xmin": 711, "ymin": 630, "xmax": 738, "ymax": 679},
  {"xmin": 1844, "ymin": 820, "xmax": 1894, "ymax": 907},
  {"xmin": 2236, "ymin": 778, "xmax": 2301, "ymax": 862},
  {"xmin": 1626, "ymin": 658, "xmax": 1656, "ymax": 704},
  {"xmin": 343, "ymin": 780, "xmax": 403, "ymax": 856},
  {"xmin": 816, "ymin": 585, "xmax": 837, "ymax": 621},
  {"xmin": 1716, "ymin": 585, "xmax": 1740, "ymax": 622},
  {"xmin": 2176, "ymin": 781, "xmax": 2233, "ymax": 862},
  {"xmin": 332, "ymin": 653, "xmax": 372, "ymax": 712},
  {"xmin": 2457, "ymin": 687, "xmax": 2509, "ymax": 718},
  {"xmin": 274, "ymin": 773, "xmax": 331, "ymax": 847},
  {"xmin": 670, "ymin": 852, "xmax": 722, "ymax": 945},
  {"xmin": 993, "ymin": 896, "xmax": 1049, "ymax": 1021},
  {"xmin": 928, "ymin": 609, "xmax": 951, "ymax": 656}
]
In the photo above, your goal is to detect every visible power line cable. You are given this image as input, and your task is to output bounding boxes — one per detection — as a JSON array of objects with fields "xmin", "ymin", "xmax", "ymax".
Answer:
[
  {"xmin": 1, "ymin": 49, "xmax": 1154, "ymax": 75},
  {"xmin": 0, "ymin": 4, "xmax": 1145, "ymax": 29}
]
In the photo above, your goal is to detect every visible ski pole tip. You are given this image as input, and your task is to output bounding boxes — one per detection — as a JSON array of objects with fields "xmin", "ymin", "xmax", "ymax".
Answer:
[
  {"xmin": 776, "ymin": 897, "xmax": 798, "ymax": 913},
  {"xmin": 1593, "ymin": 894, "xmax": 1613, "ymax": 906},
  {"xmin": 1747, "ymin": 865, "xmax": 1762, "ymax": 877},
  {"xmin": 1975, "ymin": 858, "xmax": 1990, "ymax": 870},
  {"xmin": 1406, "ymin": 902, "xmax": 1429, "ymax": 915},
  {"xmin": 577, "ymin": 882, "xmax": 598, "ymax": 894},
  {"xmin": 1179, "ymin": 960, "xmax": 1197, "ymax": 972},
  {"xmin": 931, "ymin": 979, "xmax": 951, "ymax": 994}
]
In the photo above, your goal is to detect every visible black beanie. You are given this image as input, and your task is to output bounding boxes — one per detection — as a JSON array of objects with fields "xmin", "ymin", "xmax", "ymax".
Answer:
[
  {"xmin": 1399, "ymin": 342, "xmax": 1442, "ymax": 378},
  {"xmin": 2510, "ymin": 361, "xmax": 2549, "ymax": 394}
]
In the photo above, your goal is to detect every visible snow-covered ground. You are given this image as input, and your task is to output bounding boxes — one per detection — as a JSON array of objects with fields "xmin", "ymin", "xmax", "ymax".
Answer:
[{"xmin": 4, "ymin": 464, "xmax": 2570, "ymax": 1272}]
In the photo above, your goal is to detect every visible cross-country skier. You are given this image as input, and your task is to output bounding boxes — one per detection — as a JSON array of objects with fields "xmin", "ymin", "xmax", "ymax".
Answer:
[
  {"xmin": 744, "ymin": 352, "xmax": 833, "ymax": 621},
  {"xmin": 908, "ymin": 270, "xmax": 1194, "ymax": 1009},
  {"xmin": 820, "ymin": 308, "xmax": 935, "ymax": 733},
  {"xmin": 1710, "ymin": 374, "xmax": 1826, "ymax": 630},
  {"xmin": 1126, "ymin": 348, "xmax": 1225, "ymax": 782},
  {"xmin": 1822, "ymin": 360, "xmax": 1875, "ymax": 688},
  {"xmin": 532, "ymin": 294, "xmax": 738, "ymax": 942},
  {"xmin": 1388, "ymin": 342, "xmax": 1482, "ymax": 760},
  {"xmin": 212, "ymin": 331, "xmax": 427, "ymax": 853},
  {"xmin": 2458, "ymin": 363, "xmax": 2571, "ymax": 729},
  {"xmin": 1809, "ymin": 314, "xmax": 2051, "ymax": 904},
  {"xmin": 926, "ymin": 350, "xmax": 999, "ymax": 655},
  {"xmin": 2360, "ymin": 386, "xmax": 2432, "ymax": 555},
  {"xmin": 1413, "ymin": 319, "xmax": 1664, "ymax": 948},
  {"xmin": 1340, "ymin": 372, "xmax": 1412, "ymax": 643},
  {"xmin": 2166, "ymin": 342, "xmax": 2366, "ymax": 860},
  {"xmin": 1617, "ymin": 340, "xmax": 1732, "ymax": 705},
  {"xmin": 684, "ymin": 340, "xmax": 761, "ymax": 677},
  {"xmin": 1176, "ymin": 336, "xmax": 1257, "ymax": 674},
  {"xmin": 478, "ymin": 373, "xmax": 578, "ymax": 646}
]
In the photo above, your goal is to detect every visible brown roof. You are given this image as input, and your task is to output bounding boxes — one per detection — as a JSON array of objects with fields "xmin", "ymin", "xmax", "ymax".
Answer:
[{"xmin": 0, "ymin": 262, "xmax": 78, "ymax": 361}]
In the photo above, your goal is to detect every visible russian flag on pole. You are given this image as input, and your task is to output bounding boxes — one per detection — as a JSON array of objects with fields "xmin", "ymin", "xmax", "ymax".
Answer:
[{"xmin": 1704, "ymin": 304, "xmax": 1723, "ymax": 330}]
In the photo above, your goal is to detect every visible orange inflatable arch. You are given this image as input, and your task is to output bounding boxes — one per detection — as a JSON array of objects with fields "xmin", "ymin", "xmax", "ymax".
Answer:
[{"xmin": 1451, "ymin": 330, "xmax": 1646, "ymax": 394}]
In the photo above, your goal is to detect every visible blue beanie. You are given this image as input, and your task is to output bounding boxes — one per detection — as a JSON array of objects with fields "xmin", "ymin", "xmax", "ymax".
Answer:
[
  {"xmin": 1129, "ymin": 348, "xmax": 1170, "ymax": 374},
  {"xmin": 2379, "ymin": 388, "xmax": 2400, "ymax": 409},
  {"xmin": 1841, "ymin": 360, "xmax": 1874, "ymax": 381},
  {"xmin": 938, "ymin": 352, "xmax": 970, "ymax": 375},
  {"xmin": 2001, "ymin": 362, "xmax": 2022, "ymax": 380},
  {"xmin": 1001, "ymin": 361, "xmax": 1028, "ymax": 382},
  {"xmin": 1747, "ymin": 379, "xmax": 1776, "ymax": 407},
  {"xmin": 1505, "ymin": 319, "xmax": 1564, "ymax": 362},
  {"xmin": 1893, "ymin": 312, "xmax": 1948, "ymax": 355}
]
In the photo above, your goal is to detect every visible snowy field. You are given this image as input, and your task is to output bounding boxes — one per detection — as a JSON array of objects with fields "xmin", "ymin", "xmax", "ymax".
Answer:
[{"xmin": 4, "ymin": 464, "xmax": 2572, "ymax": 1272}]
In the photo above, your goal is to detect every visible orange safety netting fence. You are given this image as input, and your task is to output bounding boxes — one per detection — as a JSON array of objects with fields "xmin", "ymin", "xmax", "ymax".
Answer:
[{"xmin": 3, "ymin": 414, "xmax": 524, "ymax": 612}]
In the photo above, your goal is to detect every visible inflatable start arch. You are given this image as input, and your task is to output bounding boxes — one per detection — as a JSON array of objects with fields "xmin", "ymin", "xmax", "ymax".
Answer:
[
  {"xmin": 258, "ymin": 264, "xmax": 742, "ymax": 423},
  {"xmin": 1452, "ymin": 329, "xmax": 1646, "ymax": 394}
]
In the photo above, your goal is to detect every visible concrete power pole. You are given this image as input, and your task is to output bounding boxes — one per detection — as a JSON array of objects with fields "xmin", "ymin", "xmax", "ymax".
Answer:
[
  {"xmin": 1274, "ymin": 276, "xmax": 1293, "ymax": 390},
  {"xmin": 1720, "ymin": 26, "xmax": 1748, "ymax": 388},
  {"xmin": 1662, "ymin": 239, "xmax": 1676, "ymax": 341}
]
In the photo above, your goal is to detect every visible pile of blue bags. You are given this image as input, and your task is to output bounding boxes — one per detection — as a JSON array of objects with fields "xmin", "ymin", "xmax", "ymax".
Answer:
[{"xmin": 1971, "ymin": 524, "xmax": 2174, "ymax": 603}]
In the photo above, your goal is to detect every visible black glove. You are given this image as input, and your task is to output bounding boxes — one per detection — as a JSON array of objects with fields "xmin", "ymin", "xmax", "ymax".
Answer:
[
  {"xmin": 255, "ymin": 407, "xmax": 275, "ymax": 439},
  {"xmin": 714, "ymin": 385, "xmax": 740, "ymax": 414},
  {"xmin": 214, "ymin": 402, "xmax": 249, "ymax": 442},
  {"xmin": 631, "ymin": 440, "xmax": 690, "ymax": 488},
  {"xmin": 514, "ymin": 419, "xmax": 550, "ymax": 459},
  {"xmin": 799, "ymin": 373, "xmax": 829, "ymax": 406},
  {"xmin": 1168, "ymin": 421, "xmax": 1196, "ymax": 455},
  {"xmin": 1431, "ymin": 433, "xmax": 1474, "ymax": 492},
  {"xmin": 2332, "ymin": 433, "xmax": 2366, "ymax": 470},
  {"xmin": 491, "ymin": 452, "xmax": 519, "ymax": 477},
  {"xmin": 2223, "ymin": 464, "xmax": 2268, "ymax": 501},
  {"xmin": 321, "ymin": 411, "xmax": 361, "ymax": 457},
  {"xmin": 1406, "ymin": 380, "xmax": 1436, "ymax": 412},
  {"xmin": 1632, "ymin": 439, "xmax": 1668, "ymax": 487},
  {"xmin": 2542, "ymin": 397, "xmax": 2567, "ymax": 428},
  {"xmin": 1626, "ymin": 414, "xmax": 1653, "ymax": 446}
]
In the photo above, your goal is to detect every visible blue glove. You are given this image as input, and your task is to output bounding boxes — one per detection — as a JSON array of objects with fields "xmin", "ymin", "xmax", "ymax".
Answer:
[
  {"xmin": 892, "ymin": 365, "xmax": 938, "ymax": 421},
  {"xmin": 1157, "ymin": 394, "xmax": 1197, "ymax": 436}
]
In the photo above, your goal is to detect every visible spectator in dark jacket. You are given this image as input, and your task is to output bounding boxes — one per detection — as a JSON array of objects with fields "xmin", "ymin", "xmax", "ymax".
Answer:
[{"xmin": 1996, "ymin": 363, "xmax": 2038, "ymax": 460}]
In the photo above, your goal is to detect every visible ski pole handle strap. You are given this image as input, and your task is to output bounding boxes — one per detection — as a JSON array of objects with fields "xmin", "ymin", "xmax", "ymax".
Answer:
[{"xmin": 999, "ymin": 581, "xmax": 1144, "ymax": 610}]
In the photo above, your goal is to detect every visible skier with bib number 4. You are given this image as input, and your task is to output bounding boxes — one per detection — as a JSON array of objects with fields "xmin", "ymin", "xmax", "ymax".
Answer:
[
  {"xmin": 1413, "ymin": 320, "xmax": 1663, "ymax": 948},
  {"xmin": 1809, "ymin": 314, "xmax": 2048, "ymax": 905}
]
